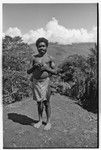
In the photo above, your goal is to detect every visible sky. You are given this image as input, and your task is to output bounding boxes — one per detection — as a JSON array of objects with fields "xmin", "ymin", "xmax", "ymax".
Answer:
[{"xmin": 3, "ymin": 3, "xmax": 97, "ymax": 44}]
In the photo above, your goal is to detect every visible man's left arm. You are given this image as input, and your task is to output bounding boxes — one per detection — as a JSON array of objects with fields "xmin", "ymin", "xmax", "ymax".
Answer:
[
  {"xmin": 50, "ymin": 57, "xmax": 56, "ymax": 69},
  {"xmin": 50, "ymin": 57, "xmax": 62, "ymax": 75},
  {"xmin": 41, "ymin": 57, "xmax": 57, "ymax": 75}
]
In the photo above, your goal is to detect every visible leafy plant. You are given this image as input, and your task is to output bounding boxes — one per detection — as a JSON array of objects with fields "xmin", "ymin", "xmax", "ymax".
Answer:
[
  {"xmin": 2, "ymin": 36, "xmax": 33, "ymax": 104},
  {"xmin": 57, "ymin": 44, "xmax": 98, "ymax": 112}
]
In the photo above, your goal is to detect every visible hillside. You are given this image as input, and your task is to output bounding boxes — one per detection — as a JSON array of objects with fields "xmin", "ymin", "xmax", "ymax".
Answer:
[
  {"xmin": 30, "ymin": 42, "xmax": 95, "ymax": 65},
  {"xmin": 3, "ymin": 38, "xmax": 98, "ymax": 148},
  {"xmin": 3, "ymin": 94, "xmax": 97, "ymax": 148}
]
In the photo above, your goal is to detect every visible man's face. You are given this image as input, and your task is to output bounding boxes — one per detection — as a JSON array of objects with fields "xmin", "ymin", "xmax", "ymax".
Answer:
[{"xmin": 37, "ymin": 42, "xmax": 47, "ymax": 55}]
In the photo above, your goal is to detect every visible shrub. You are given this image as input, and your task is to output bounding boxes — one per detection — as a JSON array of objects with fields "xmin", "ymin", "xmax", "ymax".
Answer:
[
  {"xmin": 2, "ymin": 36, "xmax": 33, "ymax": 105},
  {"xmin": 3, "ymin": 70, "xmax": 31, "ymax": 104},
  {"xmin": 57, "ymin": 44, "xmax": 98, "ymax": 112}
]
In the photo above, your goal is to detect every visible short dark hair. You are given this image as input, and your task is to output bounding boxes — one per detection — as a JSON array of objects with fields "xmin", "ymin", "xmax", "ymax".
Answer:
[{"xmin": 36, "ymin": 37, "xmax": 48, "ymax": 48}]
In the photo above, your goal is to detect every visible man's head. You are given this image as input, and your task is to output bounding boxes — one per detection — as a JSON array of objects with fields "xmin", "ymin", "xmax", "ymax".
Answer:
[{"xmin": 36, "ymin": 37, "xmax": 48, "ymax": 55}]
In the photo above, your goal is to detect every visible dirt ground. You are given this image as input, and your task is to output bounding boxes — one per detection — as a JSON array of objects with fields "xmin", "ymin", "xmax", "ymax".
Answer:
[{"xmin": 3, "ymin": 94, "xmax": 98, "ymax": 148}]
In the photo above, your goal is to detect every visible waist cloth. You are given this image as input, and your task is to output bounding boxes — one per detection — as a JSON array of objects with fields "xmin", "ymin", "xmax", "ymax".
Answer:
[{"xmin": 31, "ymin": 77, "xmax": 51, "ymax": 102}]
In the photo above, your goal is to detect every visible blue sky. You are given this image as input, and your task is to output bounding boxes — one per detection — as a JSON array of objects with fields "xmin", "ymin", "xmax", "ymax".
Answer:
[{"xmin": 3, "ymin": 3, "xmax": 97, "ymax": 44}]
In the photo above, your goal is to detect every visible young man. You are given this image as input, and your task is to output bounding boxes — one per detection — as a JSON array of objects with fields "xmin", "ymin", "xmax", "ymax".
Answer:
[{"xmin": 27, "ymin": 37, "xmax": 57, "ymax": 130}]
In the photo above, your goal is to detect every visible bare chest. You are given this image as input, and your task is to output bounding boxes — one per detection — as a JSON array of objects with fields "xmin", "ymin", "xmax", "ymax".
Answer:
[{"xmin": 35, "ymin": 55, "xmax": 50, "ymax": 66}]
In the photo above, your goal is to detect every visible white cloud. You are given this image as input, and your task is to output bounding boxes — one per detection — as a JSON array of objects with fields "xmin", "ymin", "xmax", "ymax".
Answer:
[
  {"xmin": 5, "ymin": 27, "xmax": 22, "ymax": 38},
  {"xmin": 4, "ymin": 18, "xmax": 97, "ymax": 45},
  {"xmin": 2, "ymin": 33, "xmax": 5, "ymax": 39},
  {"xmin": 22, "ymin": 28, "xmax": 47, "ymax": 44}
]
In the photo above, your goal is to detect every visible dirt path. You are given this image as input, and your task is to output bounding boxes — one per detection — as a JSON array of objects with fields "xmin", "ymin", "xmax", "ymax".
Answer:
[{"xmin": 3, "ymin": 94, "xmax": 98, "ymax": 148}]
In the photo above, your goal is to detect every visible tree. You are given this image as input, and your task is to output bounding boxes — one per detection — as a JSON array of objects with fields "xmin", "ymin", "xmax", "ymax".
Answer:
[
  {"xmin": 3, "ymin": 35, "xmax": 13, "ymax": 50},
  {"xmin": 57, "ymin": 44, "xmax": 98, "ymax": 112},
  {"xmin": 2, "ymin": 35, "xmax": 32, "ymax": 104}
]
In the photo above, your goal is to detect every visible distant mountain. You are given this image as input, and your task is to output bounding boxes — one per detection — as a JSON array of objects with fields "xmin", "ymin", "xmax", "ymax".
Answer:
[{"xmin": 30, "ymin": 42, "xmax": 95, "ymax": 65}]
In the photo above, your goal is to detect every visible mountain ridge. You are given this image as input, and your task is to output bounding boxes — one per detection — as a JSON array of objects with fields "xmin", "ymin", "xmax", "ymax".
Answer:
[{"xmin": 29, "ymin": 42, "xmax": 95, "ymax": 65}]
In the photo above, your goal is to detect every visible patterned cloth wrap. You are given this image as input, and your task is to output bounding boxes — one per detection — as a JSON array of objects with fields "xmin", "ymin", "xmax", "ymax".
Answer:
[{"xmin": 31, "ymin": 77, "xmax": 50, "ymax": 102}]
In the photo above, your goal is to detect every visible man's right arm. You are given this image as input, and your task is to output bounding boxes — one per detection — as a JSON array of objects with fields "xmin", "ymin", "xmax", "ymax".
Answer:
[
  {"xmin": 27, "ymin": 57, "xmax": 36, "ymax": 74},
  {"xmin": 27, "ymin": 65, "xmax": 35, "ymax": 74}
]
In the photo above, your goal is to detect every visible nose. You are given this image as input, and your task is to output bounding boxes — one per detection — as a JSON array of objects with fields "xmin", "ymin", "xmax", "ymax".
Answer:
[
  {"xmin": 40, "ymin": 46, "xmax": 44, "ymax": 49},
  {"xmin": 39, "ymin": 45, "xmax": 43, "ymax": 48}
]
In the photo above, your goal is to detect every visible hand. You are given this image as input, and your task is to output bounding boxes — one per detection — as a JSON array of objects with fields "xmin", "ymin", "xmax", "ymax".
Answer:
[
  {"xmin": 34, "ymin": 62, "xmax": 43, "ymax": 68},
  {"xmin": 57, "ymin": 68, "xmax": 62, "ymax": 73},
  {"xmin": 50, "ymin": 69, "xmax": 58, "ymax": 75},
  {"xmin": 41, "ymin": 65, "xmax": 47, "ymax": 71},
  {"xmin": 41, "ymin": 65, "xmax": 57, "ymax": 75}
]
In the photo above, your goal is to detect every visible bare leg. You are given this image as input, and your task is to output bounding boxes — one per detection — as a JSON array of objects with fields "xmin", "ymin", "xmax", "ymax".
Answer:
[
  {"xmin": 44, "ymin": 100, "xmax": 51, "ymax": 130},
  {"xmin": 34, "ymin": 101, "xmax": 43, "ymax": 128}
]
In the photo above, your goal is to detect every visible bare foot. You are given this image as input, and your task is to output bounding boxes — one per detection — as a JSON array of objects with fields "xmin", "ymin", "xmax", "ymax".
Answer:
[
  {"xmin": 34, "ymin": 121, "xmax": 42, "ymax": 128},
  {"xmin": 44, "ymin": 123, "xmax": 51, "ymax": 130}
]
